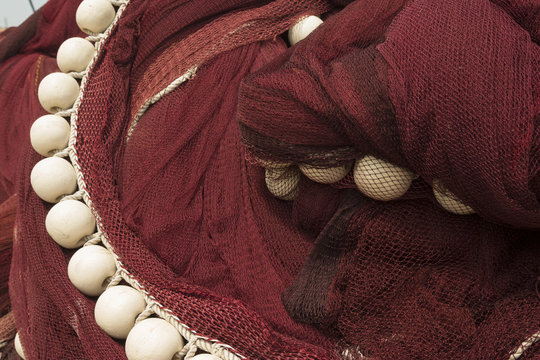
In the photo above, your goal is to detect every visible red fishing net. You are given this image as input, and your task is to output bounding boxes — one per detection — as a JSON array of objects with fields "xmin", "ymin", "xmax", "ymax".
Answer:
[
  {"xmin": 239, "ymin": 0, "xmax": 540, "ymax": 358},
  {"xmin": 1, "ymin": 0, "xmax": 540, "ymax": 359}
]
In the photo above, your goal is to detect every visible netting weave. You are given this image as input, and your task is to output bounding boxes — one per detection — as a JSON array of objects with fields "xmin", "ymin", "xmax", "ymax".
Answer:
[
  {"xmin": 238, "ymin": 0, "xmax": 540, "ymax": 359},
  {"xmin": 1, "ymin": 0, "xmax": 539, "ymax": 359}
]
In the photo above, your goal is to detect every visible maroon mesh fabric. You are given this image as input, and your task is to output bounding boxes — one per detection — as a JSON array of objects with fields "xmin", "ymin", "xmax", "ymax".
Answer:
[
  {"xmin": 7, "ymin": 0, "xmax": 341, "ymax": 359},
  {"xmin": 4, "ymin": 0, "xmax": 540, "ymax": 359},
  {"xmin": 238, "ymin": 0, "xmax": 540, "ymax": 359},
  {"xmin": 239, "ymin": 0, "xmax": 540, "ymax": 228},
  {"xmin": 378, "ymin": 0, "xmax": 540, "ymax": 228},
  {"xmin": 0, "ymin": 196, "xmax": 17, "ymax": 358},
  {"xmin": 0, "ymin": 195, "xmax": 16, "ymax": 319}
]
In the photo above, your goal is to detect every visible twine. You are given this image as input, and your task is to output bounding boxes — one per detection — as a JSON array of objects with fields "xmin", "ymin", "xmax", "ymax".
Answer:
[
  {"xmin": 134, "ymin": 305, "xmax": 155, "ymax": 324},
  {"xmin": 82, "ymin": 231, "xmax": 103, "ymax": 246},
  {"xmin": 58, "ymin": 189, "xmax": 85, "ymax": 202},
  {"xmin": 175, "ymin": 338, "xmax": 198, "ymax": 360},
  {"xmin": 509, "ymin": 331, "xmax": 540, "ymax": 360},
  {"xmin": 51, "ymin": 146, "xmax": 73, "ymax": 158},
  {"xmin": 106, "ymin": 270, "xmax": 124, "ymax": 288},
  {"xmin": 126, "ymin": 66, "xmax": 198, "ymax": 140}
]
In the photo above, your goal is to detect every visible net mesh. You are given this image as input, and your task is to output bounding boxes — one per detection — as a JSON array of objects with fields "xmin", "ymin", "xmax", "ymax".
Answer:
[
  {"xmin": 1, "ymin": 0, "xmax": 539, "ymax": 359},
  {"xmin": 239, "ymin": 0, "xmax": 540, "ymax": 359}
]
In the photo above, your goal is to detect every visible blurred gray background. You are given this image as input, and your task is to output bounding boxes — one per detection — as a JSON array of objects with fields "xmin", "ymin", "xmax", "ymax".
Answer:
[{"xmin": 1, "ymin": 0, "xmax": 48, "ymax": 27}]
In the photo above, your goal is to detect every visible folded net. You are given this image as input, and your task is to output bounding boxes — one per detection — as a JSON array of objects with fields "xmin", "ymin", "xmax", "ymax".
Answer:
[{"xmin": 2, "ymin": 0, "xmax": 539, "ymax": 359}]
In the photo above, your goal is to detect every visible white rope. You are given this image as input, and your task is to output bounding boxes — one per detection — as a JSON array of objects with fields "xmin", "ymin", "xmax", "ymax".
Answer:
[
  {"xmin": 106, "ymin": 270, "xmax": 124, "ymax": 288},
  {"xmin": 82, "ymin": 231, "xmax": 103, "ymax": 246},
  {"xmin": 55, "ymin": 108, "xmax": 75, "ymax": 118},
  {"xmin": 85, "ymin": 33, "xmax": 107, "ymax": 43},
  {"xmin": 52, "ymin": 146, "xmax": 72, "ymax": 158},
  {"xmin": 175, "ymin": 339, "xmax": 198, "ymax": 360},
  {"xmin": 509, "ymin": 330, "xmax": 540, "ymax": 360},
  {"xmin": 67, "ymin": 70, "xmax": 87, "ymax": 79},
  {"xmin": 126, "ymin": 66, "xmax": 198, "ymax": 140},
  {"xmin": 135, "ymin": 304, "xmax": 155, "ymax": 324},
  {"xmin": 58, "ymin": 189, "xmax": 85, "ymax": 202}
]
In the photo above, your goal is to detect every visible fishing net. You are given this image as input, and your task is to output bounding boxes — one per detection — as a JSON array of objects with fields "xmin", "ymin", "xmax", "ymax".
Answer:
[
  {"xmin": 238, "ymin": 0, "xmax": 540, "ymax": 358},
  {"xmin": 1, "ymin": 0, "xmax": 539, "ymax": 359}
]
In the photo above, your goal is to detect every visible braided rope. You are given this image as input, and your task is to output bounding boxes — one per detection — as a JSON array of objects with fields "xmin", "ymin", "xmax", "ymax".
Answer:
[
  {"xmin": 126, "ymin": 66, "xmax": 198, "ymax": 140},
  {"xmin": 67, "ymin": 70, "xmax": 87, "ymax": 79},
  {"xmin": 175, "ymin": 338, "xmax": 198, "ymax": 360},
  {"xmin": 81, "ymin": 231, "xmax": 103, "ymax": 246},
  {"xmin": 105, "ymin": 270, "xmax": 124, "ymax": 288},
  {"xmin": 54, "ymin": 108, "xmax": 75, "ymax": 118},
  {"xmin": 58, "ymin": 189, "xmax": 84, "ymax": 202},
  {"xmin": 134, "ymin": 304, "xmax": 155, "ymax": 324},
  {"xmin": 51, "ymin": 146, "xmax": 73, "ymax": 158},
  {"xmin": 509, "ymin": 331, "xmax": 540, "ymax": 360}
]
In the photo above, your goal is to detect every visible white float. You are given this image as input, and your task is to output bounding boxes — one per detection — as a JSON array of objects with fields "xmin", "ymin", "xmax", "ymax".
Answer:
[
  {"xmin": 30, "ymin": 115, "xmax": 70, "ymax": 157},
  {"xmin": 125, "ymin": 318, "xmax": 184, "ymax": 360},
  {"xmin": 30, "ymin": 157, "xmax": 77, "ymax": 203},
  {"xmin": 76, "ymin": 0, "xmax": 116, "ymax": 35},
  {"xmin": 288, "ymin": 15, "xmax": 323, "ymax": 46},
  {"xmin": 95, "ymin": 285, "xmax": 146, "ymax": 339},
  {"xmin": 45, "ymin": 200, "xmax": 96, "ymax": 249},
  {"xmin": 433, "ymin": 180, "xmax": 475, "ymax": 215},
  {"xmin": 37, "ymin": 72, "xmax": 80, "ymax": 113},
  {"xmin": 353, "ymin": 155, "xmax": 415, "ymax": 201},
  {"xmin": 14, "ymin": 333, "xmax": 26, "ymax": 359},
  {"xmin": 265, "ymin": 167, "xmax": 300, "ymax": 201},
  {"xmin": 299, "ymin": 163, "xmax": 351, "ymax": 184},
  {"xmin": 68, "ymin": 245, "xmax": 116, "ymax": 296},
  {"xmin": 57, "ymin": 37, "xmax": 96, "ymax": 73}
]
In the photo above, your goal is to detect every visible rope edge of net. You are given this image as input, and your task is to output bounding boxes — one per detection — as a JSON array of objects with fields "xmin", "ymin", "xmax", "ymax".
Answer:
[{"xmin": 509, "ymin": 331, "xmax": 540, "ymax": 360}]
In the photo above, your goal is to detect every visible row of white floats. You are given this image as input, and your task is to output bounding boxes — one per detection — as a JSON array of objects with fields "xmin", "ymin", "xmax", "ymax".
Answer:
[
  {"xmin": 19, "ymin": 0, "xmax": 222, "ymax": 359},
  {"xmin": 263, "ymin": 156, "xmax": 475, "ymax": 216},
  {"xmin": 267, "ymin": 15, "xmax": 474, "ymax": 216}
]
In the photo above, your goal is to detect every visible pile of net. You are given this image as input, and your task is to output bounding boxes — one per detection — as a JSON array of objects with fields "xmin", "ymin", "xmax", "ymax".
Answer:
[
  {"xmin": 1, "ymin": 0, "xmax": 539, "ymax": 359},
  {"xmin": 238, "ymin": 0, "xmax": 540, "ymax": 358}
]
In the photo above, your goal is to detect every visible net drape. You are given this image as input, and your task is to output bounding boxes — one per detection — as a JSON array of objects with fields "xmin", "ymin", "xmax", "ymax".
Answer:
[{"xmin": 1, "ymin": 0, "xmax": 539, "ymax": 359}]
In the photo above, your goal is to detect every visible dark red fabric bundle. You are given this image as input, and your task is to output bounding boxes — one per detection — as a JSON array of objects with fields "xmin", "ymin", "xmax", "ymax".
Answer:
[
  {"xmin": 239, "ymin": 0, "xmax": 540, "ymax": 229},
  {"xmin": 238, "ymin": 0, "xmax": 540, "ymax": 359}
]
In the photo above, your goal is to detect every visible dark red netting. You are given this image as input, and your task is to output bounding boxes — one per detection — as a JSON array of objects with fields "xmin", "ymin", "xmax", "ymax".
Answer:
[
  {"xmin": 238, "ymin": 0, "xmax": 540, "ymax": 358},
  {"xmin": 1, "ymin": 0, "xmax": 540, "ymax": 359}
]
